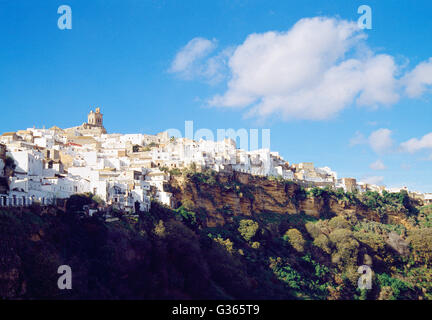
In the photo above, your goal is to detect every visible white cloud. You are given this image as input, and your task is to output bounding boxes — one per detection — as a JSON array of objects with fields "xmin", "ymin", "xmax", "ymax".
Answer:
[
  {"xmin": 369, "ymin": 159, "xmax": 386, "ymax": 170},
  {"xmin": 171, "ymin": 17, "xmax": 432, "ymax": 121},
  {"xmin": 361, "ymin": 176, "xmax": 384, "ymax": 185},
  {"xmin": 169, "ymin": 37, "xmax": 222, "ymax": 82},
  {"xmin": 402, "ymin": 57, "xmax": 432, "ymax": 98},
  {"xmin": 170, "ymin": 37, "xmax": 217, "ymax": 73},
  {"xmin": 400, "ymin": 132, "xmax": 432, "ymax": 153},
  {"xmin": 369, "ymin": 128, "xmax": 393, "ymax": 154},
  {"xmin": 350, "ymin": 129, "xmax": 393, "ymax": 154},
  {"xmin": 208, "ymin": 17, "xmax": 400, "ymax": 120}
]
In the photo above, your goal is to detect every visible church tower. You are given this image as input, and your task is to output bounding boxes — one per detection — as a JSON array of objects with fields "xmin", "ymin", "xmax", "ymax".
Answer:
[{"xmin": 87, "ymin": 107, "xmax": 103, "ymax": 127}]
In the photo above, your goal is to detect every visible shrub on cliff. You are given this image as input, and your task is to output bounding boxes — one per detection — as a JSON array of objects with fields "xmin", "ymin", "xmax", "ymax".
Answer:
[
  {"xmin": 213, "ymin": 236, "xmax": 235, "ymax": 254},
  {"xmin": 417, "ymin": 207, "xmax": 432, "ymax": 228},
  {"xmin": 305, "ymin": 221, "xmax": 322, "ymax": 239},
  {"xmin": 65, "ymin": 193, "xmax": 93, "ymax": 213},
  {"xmin": 269, "ymin": 257, "xmax": 302, "ymax": 290},
  {"xmin": 283, "ymin": 228, "xmax": 306, "ymax": 253},
  {"xmin": 188, "ymin": 169, "xmax": 217, "ymax": 186},
  {"xmin": 329, "ymin": 216, "xmax": 350, "ymax": 230},
  {"xmin": 329, "ymin": 229, "xmax": 359, "ymax": 266},
  {"xmin": 180, "ymin": 198, "xmax": 195, "ymax": 211},
  {"xmin": 407, "ymin": 228, "xmax": 432, "ymax": 265},
  {"xmin": 153, "ymin": 220, "xmax": 166, "ymax": 237},
  {"xmin": 313, "ymin": 234, "xmax": 331, "ymax": 254},
  {"xmin": 353, "ymin": 230, "xmax": 386, "ymax": 255},
  {"xmin": 329, "ymin": 228, "xmax": 353, "ymax": 244},
  {"xmin": 309, "ymin": 187, "xmax": 331, "ymax": 198},
  {"xmin": 174, "ymin": 205, "xmax": 197, "ymax": 228},
  {"xmin": 251, "ymin": 241, "xmax": 260, "ymax": 249},
  {"xmin": 92, "ymin": 194, "xmax": 105, "ymax": 206},
  {"xmin": 238, "ymin": 219, "xmax": 259, "ymax": 242},
  {"xmin": 376, "ymin": 273, "xmax": 413, "ymax": 299},
  {"xmin": 292, "ymin": 186, "xmax": 307, "ymax": 204}
]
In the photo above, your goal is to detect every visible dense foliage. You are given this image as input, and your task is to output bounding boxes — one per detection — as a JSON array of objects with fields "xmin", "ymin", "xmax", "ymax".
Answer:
[{"xmin": 0, "ymin": 182, "xmax": 431, "ymax": 300}]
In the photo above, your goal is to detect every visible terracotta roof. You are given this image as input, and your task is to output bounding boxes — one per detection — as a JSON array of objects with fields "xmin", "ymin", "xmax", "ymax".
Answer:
[{"xmin": 67, "ymin": 142, "xmax": 82, "ymax": 147}]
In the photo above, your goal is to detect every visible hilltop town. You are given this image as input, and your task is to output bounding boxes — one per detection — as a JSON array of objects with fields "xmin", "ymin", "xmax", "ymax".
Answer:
[
  {"xmin": 0, "ymin": 108, "xmax": 430, "ymax": 212},
  {"xmin": 1, "ymin": 108, "xmax": 432, "ymax": 302}
]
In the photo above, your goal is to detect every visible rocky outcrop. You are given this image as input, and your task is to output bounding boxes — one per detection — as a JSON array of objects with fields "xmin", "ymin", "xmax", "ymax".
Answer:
[{"xmin": 169, "ymin": 172, "xmax": 380, "ymax": 227}]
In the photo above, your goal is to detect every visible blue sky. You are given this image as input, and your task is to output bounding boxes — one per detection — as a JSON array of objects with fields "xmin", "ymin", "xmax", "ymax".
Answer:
[{"xmin": 1, "ymin": 0, "xmax": 432, "ymax": 192}]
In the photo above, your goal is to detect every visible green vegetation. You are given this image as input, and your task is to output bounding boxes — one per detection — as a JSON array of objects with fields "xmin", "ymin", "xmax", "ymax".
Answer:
[
  {"xmin": 238, "ymin": 219, "xmax": 259, "ymax": 242},
  {"xmin": 407, "ymin": 228, "xmax": 432, "ymax": 264},
  {"xmin": 65, "ymin": 193, "xmax": 95, "ymax": 213},
  {"xmin": 360, "ymin": 190, "xmax": 419, "ymax": 217},
  {"xmin": 92, "ymin": 194, "xmax": 105, "ymax": 206},
  {"xmin": 174, "ymin": 205, "xmax": 197, "ymax": 228},
  {"xmin": 307, "ymin": 186, "xmax": 359, "ymax": 206},
  {"xmin": 376, "ymin": 273, "xmax": 413, "ymax": 300},
  {"xmin": 144, "ymin": 183, "xmax": 432, "ymax": 300},
  {"xmin": 283, "ymin": 229, "xmax": 306, "ymax": 253},
  {"xmin": 1, "ymin": 172, "xmax": 431, "ymax": 300},
  {"xmin": 4, "ymin": 155, "xmax": 16, "ymax": 171}
]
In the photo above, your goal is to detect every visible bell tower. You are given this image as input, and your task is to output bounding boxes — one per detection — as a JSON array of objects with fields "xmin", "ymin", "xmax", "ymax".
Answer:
[{"xmin": 87, "ymin": 107, "xmax": 103, "ymax": 127}]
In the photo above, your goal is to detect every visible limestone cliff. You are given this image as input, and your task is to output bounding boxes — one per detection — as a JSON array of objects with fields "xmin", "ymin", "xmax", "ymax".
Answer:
[{"xmin": 168, "ymin": 171, "xmax": 381, "ymax": 227}]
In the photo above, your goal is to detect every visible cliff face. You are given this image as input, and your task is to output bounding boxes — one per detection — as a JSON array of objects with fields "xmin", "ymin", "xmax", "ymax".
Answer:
[
  {"xmin": 0, "ymin": 206, "xmax": 288, "ymax": 300},
  {"xmin": 0, "ymin": 144, "xmax": 9, "ymax": 194},
  {"xmin": 0, "ymin": 176, "xmax": 427, "ymax": 300},
  {"xmin": 168, "ymin": 172, "xmax": 380, "ymax": 227}
]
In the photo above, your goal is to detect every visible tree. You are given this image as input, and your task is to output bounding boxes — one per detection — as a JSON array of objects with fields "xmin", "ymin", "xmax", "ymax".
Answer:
[
  {"xmin": 181, "ymin": 198, "xmax": 194, "ymax": 211},
  {"xmin": 329, "ymin": 216, "xmax": 350, "ymax": 230},
  {"xmin": 65, "ymin": 194, "xmax": 92, "ymax": 213},
  {"xmin": 174, "ymin": 205, "xmax": 197, "ymax": 229},
  {"xmin": 153, "ymin": 220, "xmax": 166, "ymax": 237},
  {"xmin": 238, "ymin": 219, "xmax": 259, "ymax": 242},
  {"xmin": 214, "ymin": 236, "xmax": 234, "ymax": 254},
  {"xmin": 313, "ymin": 234, "xmax": 331, "ymax": 254},
  {"xmin": 92, "ymin": 194, "xmax": 105, "ymax": 206},
  {"xmin": 305, "ymin": 221, "xmax": 323, "ymax": 239},
  {"xmin": 329, "ymin": 229, "xmax": 359, "ymax": 266},
  {"xmin": 251, "ymin": 241, "xmax": 260, "ymax": 249},
  {"xmin": 5, "ymin": 156, "xmax": 16, "ymax": 170},
  {"xmin": 283, "ymin": 228, "xmax": 306, "ymax": 253},
  {"xmin": 407, "ymin": 228, "xmax": 432, "ymax": 265},
  {"xmin": 134, "ymin": 201, "xmax": 141, "ymax": 214},
  {"xmin": 4, "ymin": 155, "xmax": 16, "ymax": 177}
]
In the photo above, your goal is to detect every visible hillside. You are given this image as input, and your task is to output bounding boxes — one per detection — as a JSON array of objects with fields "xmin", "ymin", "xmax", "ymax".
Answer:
[{"xmin": 1, "ymin": 169, "xmax": 431, "ymax": 300}]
